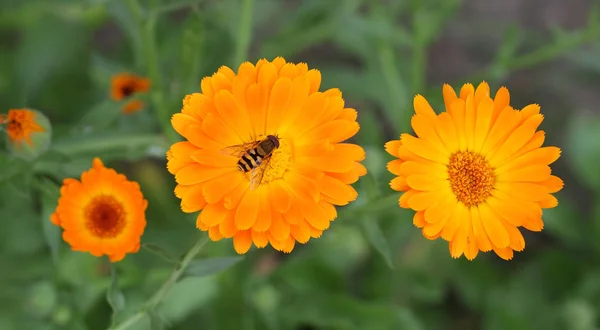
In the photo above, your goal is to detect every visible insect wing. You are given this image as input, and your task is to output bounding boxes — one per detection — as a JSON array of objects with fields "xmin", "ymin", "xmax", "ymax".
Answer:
[
  {"xmin": 220, "ymin": 141, "xmax": 259, "ymax": 158},
  {"xmin": 248, "ymin": 155, "xmax": 271, "ymax": 190}
]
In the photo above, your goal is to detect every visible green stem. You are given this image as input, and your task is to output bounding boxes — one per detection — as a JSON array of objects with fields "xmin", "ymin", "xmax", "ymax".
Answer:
[
  {"xmin": 470, "ymin": 27, "xmax": 600, "ymax": 83},
  {"xmin": 233, "ymin": 0, "xmax": 255, "ymax": 66},
  {"xmin": 49, "ymin": 134, "xmax": 166, "ymax": 156},
  {"xmin": 108, "ymin": 234, "xmax": 210, "ymax": 330},
  {"xmin": 111, "ymin": 312, "xmax": 144, "ymax": 330},
  {"xmin": 146, "ymin": 234, "xmax": 209, "ymax": 308},
  {"xmin": 377, "ymin": 43, "xmax": 407, "ymax": 132},
  {"xmin": 126, "ymin": 0, "xmax": 179, "ymax": 144}
]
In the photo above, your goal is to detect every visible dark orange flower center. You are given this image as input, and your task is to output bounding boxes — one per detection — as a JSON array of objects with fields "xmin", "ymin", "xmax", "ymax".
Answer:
[
  {"xmin": 121, "ymin": 84, "xmax": 135, "ymax": 97},
  {"xmin": 84, "ymin": 195, "xmax": 126, "ymax": 238},
  {"xmin": 447, "ymin": 151, "xmax": 496, "ymax": 207}
]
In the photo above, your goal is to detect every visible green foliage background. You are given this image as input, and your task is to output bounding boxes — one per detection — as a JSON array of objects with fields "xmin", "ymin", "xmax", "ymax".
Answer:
[{"xmin": 1, "ymin": 0, "xmax": 600, "ymax": 329}]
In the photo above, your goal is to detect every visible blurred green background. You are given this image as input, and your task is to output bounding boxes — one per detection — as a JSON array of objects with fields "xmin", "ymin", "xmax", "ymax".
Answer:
[{"xmin": 2, "ymin": 0, "xmax": 600, "ymax": 329}]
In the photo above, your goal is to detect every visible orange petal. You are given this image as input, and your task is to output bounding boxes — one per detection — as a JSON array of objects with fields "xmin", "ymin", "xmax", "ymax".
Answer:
[
  {"xmin": 496, "ymin": 146, "xmax": 561, "ymax": 173},
  {"xmin": 539, "ymin": 175, "xmax": 564, "ymax": 193},
  {"xmin": 495, "ymin": 182, "xmax": 548, "ymax": 202},
  {"xmin": 442, "ymin": 84, "xmax": 457, "ymax": 113},
  {"xmin": 413, "ymin": 95, "xmax": 437, "ymax": 119},
  {"xmin": 406, "ymin": 175, "xmax": 449, "ymax": 191},
  {"xmin": 492, "ymin": 246, "xmax": 514, "ymax": 260},
  {"xmin": 235, "ymin": 191, "xmax": 259, "ymax": 230},
  {"xmin": 413, "ymin": 211, "xmax": 426, "ymax": 228},
  {"xmin": 199, "ymin": 202, "xmax": 228, "ymax": 227},
  {"xmin": 251, "ymin": 230, "xmax": 269, "ymax": 248},
  {"xmin": 290, "ymin": 221, "xmax": 311, "ymax": 243},
  {"xmin": 202, "ymin": 172, "xmax": 245, "ymax": 204},
  {"xmin": 497, "ymin": 165, "xmax": 551, "ymax": 183},
  {"xmin": 253, "ymin": 191, "xmax": 272, "ymax": 232},
  {"xmin": 266, "ymin": 77, "xmax": 293, "ymax": 133},
  {"xmin": 219, "ymin": 211, "xmax": 238, "ymax": 238},
  {"xmin": 245, "ymin": 83, "xmax": 265, "ymax": 136},
  {"xmin": 400, "ymin": 134, "xmax": 448, "ymax": 164},
  {"xmin": 384, "ymin": 140, "xmax": 402, "ymax": 157},
  {"xmin": 175, "ymin": 164, "xmax": 232, "ymax": 185},
  {"xmin": 538, "ymin": 194, "xmax": 558, "ymax": 208},
  {"xmin": 269, "ymin": 212, "xmax": 290, "ymax": 241},
  {"xmin": 411, "ymin": 114, "xmax": 449, "ymax": 155},
  {"xmin": 478, "ymin": 203, "xmax": 510, "ymax": 248},
  {"xmin": 522, "ymin": 216, "xmax": 544, "ymax": 232},
  {"xmin": 213, "ymin": 90, "xmax": 253, "ymax": 141},
  {"xmin": 488, "ymin": 114, "xmax": 544, "ymax": 167},
  {"xmin": 320, "ymin": 175, "xmax": 357, "ymax": 205},
  {"xmin": 390, "ymin": 176, "xmax": 409, "ymax": 192},
  {"xmin": 470, "ymin": 207, "xmax": 492, "ymax": 252},
  {"xmin": 181, "ymin": 184, "xmax": 207, "ymax": 212},
  {"xmin": 233, "ymin": 230, "xmax": 253, "ymax": 254},
  {"xmin": 472, "ymin": 97, "xmax": 494, "ymax": 152}
]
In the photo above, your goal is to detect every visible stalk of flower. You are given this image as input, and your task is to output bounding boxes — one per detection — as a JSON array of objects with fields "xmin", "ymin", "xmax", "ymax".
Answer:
[
  {"xmin": 167, "ymin": 57, "xmax": 367, "ymax": 254},
  {"xmin": 385, "ymin": 82, "xmax": 564, "ymax": 261},
  {"xmin": 110, "ymin": 73, "xmax": 151, "ymax": 114},
  {"xmin": 50, "ymin": 158, "xmax": 148, "ymax": 262}
]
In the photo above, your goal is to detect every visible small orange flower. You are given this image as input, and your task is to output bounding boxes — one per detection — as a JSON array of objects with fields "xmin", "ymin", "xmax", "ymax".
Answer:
[
  {"xmin": 167, "ymin": 57, "xmax": 366, "ymax": 254},
  {"xmin": 386, "ymin": 82, "xmax": 563, "ymax": 261},
  {"xmin": 110, "ymin": 73, "xmax": 151, "ymax": 114},
  {"xmin": 51, "ymin": 158, "xmax": 148, "ymax": 262},
  {"xmin": 2, "ymin": 109, "xmax": 44, "ymax": 146}
]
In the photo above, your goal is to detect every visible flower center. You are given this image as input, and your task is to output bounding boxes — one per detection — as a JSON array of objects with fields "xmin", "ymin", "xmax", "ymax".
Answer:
[
  {"xmin": 447, "ymin": 151, "xmax": 496, "ymax": 207},
  {"xmin": 84, "ymin": 195, "xmax": 126, "ymax": 238},
  {"xmin": 252, "ymin": 136, "xmax": 293, "ymax": 185},
  {"xmin": 121, "ymin": 84, "xmax": 135, "ymax": 97}
]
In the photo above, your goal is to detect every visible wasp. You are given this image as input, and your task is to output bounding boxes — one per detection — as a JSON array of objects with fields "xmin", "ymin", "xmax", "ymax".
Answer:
[{"xmin": 220, "ymin": 135, "xmax": 280, "ymax": 190}]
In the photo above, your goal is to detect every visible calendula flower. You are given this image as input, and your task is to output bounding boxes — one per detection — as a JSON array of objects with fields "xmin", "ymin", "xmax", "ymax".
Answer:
[
  {"xmin": 1, "ymin": 108, "xmax": 45, "ymax": 146},
  {"xmin": 110, "ymin": 73, "xmax": 151, "ymax": 114},
  {"xmin": 167, "ymin": 57, "xmax": 366, "ymax": 254},
  {"xmin": 386, "ymin": 82, "xmax": 563, "ymax": 261},
  {"xmin": 51, "ymin": 158, "xmax": 148, "ymax": 262}
]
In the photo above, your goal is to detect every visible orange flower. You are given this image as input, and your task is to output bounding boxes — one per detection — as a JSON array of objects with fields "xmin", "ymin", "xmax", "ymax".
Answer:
[
  {"xmin": 167, "ymin": 57, "xmax": 366, "ymax": 254},
  {"xmin": 386, "ymin": 82, "xmax": 563, "ymax": 261},
  {"xmin": 110, "ymin": 73, "xmax": 151, "ymax": 114},
  {"xmin": 2, "ymin": 109, "xmax": 44, "ymax": 146},
  {"xmin": 51, "ymin": 158, "xmax": 148, "ymax": 262}
]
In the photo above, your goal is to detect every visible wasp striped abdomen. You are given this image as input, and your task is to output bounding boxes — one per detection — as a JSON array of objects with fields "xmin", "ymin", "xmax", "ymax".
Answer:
[{"xmin": 238, "ymin": 148, "xmax": 264, "ymax": 172}]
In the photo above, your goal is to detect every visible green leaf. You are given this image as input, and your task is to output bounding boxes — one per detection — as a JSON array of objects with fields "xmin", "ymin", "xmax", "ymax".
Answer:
[
  {"xmin": 142, "ymin": 243, "xmax": 179, "ymax": 264},
  {"xmin": 106, "ymin": 264, "xmax": 126, "ymax": 326},
  {"xmin": 182, "ymin": 256, "xmax": 244, "ymax": 279},
  {"xmin": 15, "ymin": 14, "xmax": 87, "ymax": 98},
  {"xmin": 50, "ymin": 133, "xmax": 167, "ymax": 161},
  {"xmin": 75, "ymin": 100, "xmax": 125, "ymax": 134},
  {"xmin": 159, "ymin": 276, "xmax": 218, "ymax": 323},
  {"xmin": 361, "ymin": 219, "xmax": 394, "ymax": 268},
  {"xmin": 36, "ymin": 177, "xmax": 61, "ymax": 263},
  {"xmin": 565, "ymin": 112, "xmax": 600, "ymax": 190},
  {"xmin": 148, "ymin": 309, "xmax": 168, "ymax": 330}
]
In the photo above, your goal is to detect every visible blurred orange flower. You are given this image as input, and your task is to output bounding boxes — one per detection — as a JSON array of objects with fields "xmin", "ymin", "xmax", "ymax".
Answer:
[
  {"xmin": 1, "ymin": 109, "xmax": 44, "ymax": 146},
  {"xmin": 386, "ymin": 82, "xmax": 563, "ymax": 261},
  {"xmin": 110, "ymin": 73, "xmax": 151, "ymax": 114},
  {"xmin": 51, "ymin": 158, "xmax": 148, "ymax": 262},
  {"xmin": 167, "ymin": 57, "xmax": 366, "ymax": 254}
]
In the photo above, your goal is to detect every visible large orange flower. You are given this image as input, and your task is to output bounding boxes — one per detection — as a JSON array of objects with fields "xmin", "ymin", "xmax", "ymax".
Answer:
[
  {"xmin": 1, "ymin": 108, "xmax": 44, "ymax": 146},
  {"xmin": 51, "ymin": 158, "xmax": 148, "ymax": 262},
  {"xmin": 386, "ymin": 82, "xmax": 563, "ymax": 260},
  {"xmin": 167, "ymin": 57, "xmax": 366, "ymax": 254},
  {"xmin": 110, "ymin": 73, "xmax": 151, "ymax": 114}
]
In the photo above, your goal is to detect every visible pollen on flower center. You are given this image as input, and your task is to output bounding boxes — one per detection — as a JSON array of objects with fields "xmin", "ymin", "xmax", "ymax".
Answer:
[
  {"xmin": 447, "ymin": 151, "xmax": 496, "ymax": 207},
  {"xmin": 84, "ymin": 195, "xmax": 126, "ymax": 238},
  {"xmin": 253, "ymin": 137, "xmax": 293, "ymax": 185}
]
